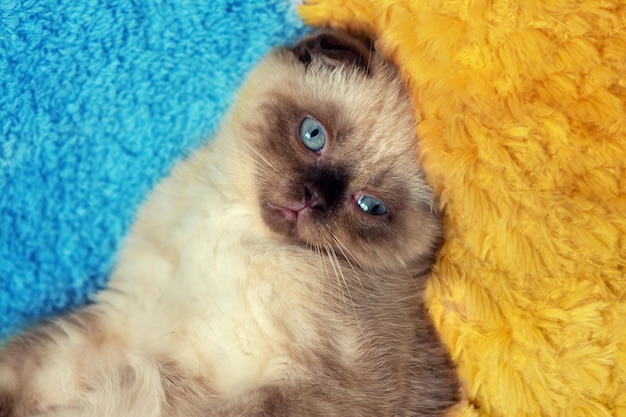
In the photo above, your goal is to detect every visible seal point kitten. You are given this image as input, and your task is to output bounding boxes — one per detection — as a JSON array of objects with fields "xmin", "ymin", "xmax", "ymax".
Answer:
[{"xmin": 0, "ymin": 30, "xmax": 459, "ymax": 416}]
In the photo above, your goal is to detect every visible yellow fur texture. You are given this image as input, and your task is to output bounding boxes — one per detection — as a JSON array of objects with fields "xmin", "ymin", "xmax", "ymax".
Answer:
[{"xmin": 300, "ymin": 1, "xmax": 626, "ymax": 416}]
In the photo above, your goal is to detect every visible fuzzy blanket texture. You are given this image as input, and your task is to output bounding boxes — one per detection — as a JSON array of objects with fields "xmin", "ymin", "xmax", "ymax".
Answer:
[
  {"xmin": 301, "ymin": 1, "xmax": 626, "ymax": 416},
  {"xmin": 0, "ymin": 0, "xmax": 307, "ymax": 339}
]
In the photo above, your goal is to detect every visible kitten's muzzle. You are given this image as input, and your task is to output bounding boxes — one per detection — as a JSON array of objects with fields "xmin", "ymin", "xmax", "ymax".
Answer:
[{"xmin": 261, "ymin": 166, "xmax": 349, "ymax": 239}]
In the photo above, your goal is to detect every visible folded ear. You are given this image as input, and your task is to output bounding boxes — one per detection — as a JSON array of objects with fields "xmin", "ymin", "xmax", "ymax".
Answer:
[{"xmin": 291, "ymin": 30, "xmax": 374, "ymax": 75}]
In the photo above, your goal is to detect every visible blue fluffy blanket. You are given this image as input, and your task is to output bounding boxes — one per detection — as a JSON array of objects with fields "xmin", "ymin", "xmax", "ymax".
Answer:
[{"xmin": 0, "ymin": 0, "xmax": 307, "ymax": 340}]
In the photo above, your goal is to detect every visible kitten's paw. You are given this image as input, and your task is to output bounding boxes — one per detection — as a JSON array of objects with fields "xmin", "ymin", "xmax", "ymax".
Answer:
[{"xmin": 0, "ymin": 392, "xmax": 14, "ymax": 417}]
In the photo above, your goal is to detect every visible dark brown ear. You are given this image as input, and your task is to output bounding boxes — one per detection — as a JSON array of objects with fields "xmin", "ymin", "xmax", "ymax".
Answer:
[{"xmin": 291, "ymin": 30, "xmax": 374, "ymax": 75}]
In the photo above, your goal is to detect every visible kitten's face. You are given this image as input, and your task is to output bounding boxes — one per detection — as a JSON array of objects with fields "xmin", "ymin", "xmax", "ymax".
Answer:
[{"xmin": 234, "ymin": 31, "xmax": 441, "ymax": 272}]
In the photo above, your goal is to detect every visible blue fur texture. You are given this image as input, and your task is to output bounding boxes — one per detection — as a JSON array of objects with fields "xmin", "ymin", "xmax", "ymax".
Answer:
[{"xmin": 0, "ymin": 0, "xmax": 307, "ymax": 340}]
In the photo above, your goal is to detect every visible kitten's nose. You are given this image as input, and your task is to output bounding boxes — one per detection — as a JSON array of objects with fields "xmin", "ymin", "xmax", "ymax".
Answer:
[
  {"xmin": 301, "ymin": 166, "xmax": 348, "ymax": 212},
  {"xmin": 303, "ymin": 183, "xmax": 326, "ymax": 211},
  {"xmin": 302, "ymin": 171, "xmax": 347, "ymax": 212}
]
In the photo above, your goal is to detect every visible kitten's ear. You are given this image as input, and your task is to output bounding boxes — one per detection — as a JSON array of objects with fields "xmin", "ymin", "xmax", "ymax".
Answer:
[{"xmin": 291, "ymin": 30, "xmax": 374, "ymax": 75}]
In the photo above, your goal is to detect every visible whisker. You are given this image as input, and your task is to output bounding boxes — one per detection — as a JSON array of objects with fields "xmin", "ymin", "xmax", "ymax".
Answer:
[
  {"xmin": 323, "ymin": 240, "xmax": 344, "ymax": 303},
  {"xmin": 222, "ymin": 146, "xmax": 267, "ymax": 172},
  {"xmin": 394, "ymin": 254, "xmax": 426, "ymax": 294},
  {"xmin": 366, "ymin": 31, "xmax": 374, "ymax": 75},
  {"xmin": 324, "ymin": 239, "xmax": 363, "ymax": 335},
  {"xmin": 240, "ymin": 140, "xmax": 278, "ymax": 173},
  {"xmin": 314, "ymin": 243, "xmax": 333, "ymax": 303},
  {"xmin": 325, "ymin": 227, "xmax": 364, "ymax": 270},
  {"xmin": 215, "ymin": 146, "xmax": 276, "ymax": 187},
  {"xmin": 325, "ymin": 227, "xmax": 374, "ymax": 314}
]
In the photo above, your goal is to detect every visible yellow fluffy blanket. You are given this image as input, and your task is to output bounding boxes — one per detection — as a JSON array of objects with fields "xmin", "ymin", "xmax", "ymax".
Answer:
[{"xmin": 300, "ymin": 1, "xmax": 626, "ymax": 416}]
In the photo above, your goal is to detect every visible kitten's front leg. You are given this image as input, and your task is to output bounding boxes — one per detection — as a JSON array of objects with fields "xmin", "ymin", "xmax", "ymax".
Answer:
[
  {"xmin": 0, "ymin": 310, "xmax": 161, "ymax": 417},
  {"xmin": 0, "ymin": 312, "xmax": 100, "ymax": 416}
]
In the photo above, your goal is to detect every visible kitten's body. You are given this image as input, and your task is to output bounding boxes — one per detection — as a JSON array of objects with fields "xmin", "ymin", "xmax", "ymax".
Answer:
[{"xmin": 0, "ymin": 31, "xmax": 458, "ymax": 416}]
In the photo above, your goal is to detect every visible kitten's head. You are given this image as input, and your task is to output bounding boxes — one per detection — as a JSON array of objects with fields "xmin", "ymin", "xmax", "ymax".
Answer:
[{"xmin": 232, "ymin": 30, "xmax": 441, "ymax": 273}]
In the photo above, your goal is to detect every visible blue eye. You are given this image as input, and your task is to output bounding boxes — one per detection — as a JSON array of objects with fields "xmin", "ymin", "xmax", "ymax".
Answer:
[
  {"xmin": 299, "ymin": 117, "xmax": 326, "ymax": 152},
  {"xmin": 356, "ymin": 195, "xmax": 388, "ymax": 216}
]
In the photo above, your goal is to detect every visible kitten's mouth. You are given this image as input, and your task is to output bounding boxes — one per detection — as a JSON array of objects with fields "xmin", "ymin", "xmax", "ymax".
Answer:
[
  {"xmin": 263, "ymin": 183, "xmax": 335, "ymax": 239},
  {"xmin": 265, "ymin": 200, "xmax": 321, "ymax": 237},
  {"xmin": 267, "ymin": 201, "xmax": 306, "ymax": 227}
]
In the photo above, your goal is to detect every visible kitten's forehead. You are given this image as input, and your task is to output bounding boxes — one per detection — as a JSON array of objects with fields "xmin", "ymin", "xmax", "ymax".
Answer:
[
  {"xmin": 264, "ymin": 46, "xmax": 419, "ymax": 156},
  {"xmin": 235, "ymin": 44, "xmax": 426, "ymax": 196},
  {"xmin": 290, "ymin": 30, "xmax": 375, "ymax": 75}
]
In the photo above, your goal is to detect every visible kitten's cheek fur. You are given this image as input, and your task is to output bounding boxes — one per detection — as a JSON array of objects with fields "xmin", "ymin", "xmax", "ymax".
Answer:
[{"xmin": 260, "ymin": 201, "xmax": 297, "ymax": 238}]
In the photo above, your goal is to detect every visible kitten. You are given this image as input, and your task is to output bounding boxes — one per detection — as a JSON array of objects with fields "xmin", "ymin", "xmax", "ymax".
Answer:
[{"xmin": 0, "ymin": 30, "xmax": 459, "ymax": 416}]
